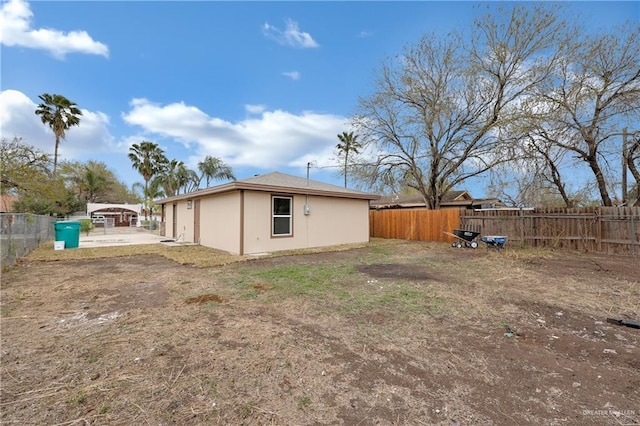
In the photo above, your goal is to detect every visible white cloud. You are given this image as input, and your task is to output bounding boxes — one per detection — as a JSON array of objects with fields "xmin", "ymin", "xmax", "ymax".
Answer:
[
  {"xmin": 358, "ymin": 30, "xmax": 372, "ymax": 38},
  {"xmin": 245, "ymin": 104, "xmax": 266, "ymax": 114},
  {"xmin": 122, "ymin": 98, "xmax": 348, "ymax": 170},
  {"xmin": 0, "ymin": 0, "xmax": 109, "ymax": 59},
  {"xmin": 1, "ymin": 90, "xmax": 351, "ymax": 183},
  {"xmin": 263, "ymin": 19, "xmax": 319, "ymax": 48},
  {"xmin": 281, "ymin": 71, "xmax": 301, "ymax": 80},
  {"xmin": 0, "ymin": 89, "xmax": 115, "ymax": 159}
]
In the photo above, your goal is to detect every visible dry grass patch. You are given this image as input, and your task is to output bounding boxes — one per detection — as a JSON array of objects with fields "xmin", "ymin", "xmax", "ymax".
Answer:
[
  {"xmin": 25, "ymin": 243, "xmax": 245, "ymax": 267},
  {"xmin": 22, "ymin": 238, "xmax": 402, "ymax": 269},
  {"xmin": 2, "ymin": 239, "xmax": 638, "ymax": 425},
  {"xmin": 184, "ymin": 293, "xmax": 225, "ymax": 304}
]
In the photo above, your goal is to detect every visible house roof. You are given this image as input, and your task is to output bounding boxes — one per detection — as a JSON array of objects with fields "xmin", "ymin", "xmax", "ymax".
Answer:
[
  {"xmin": 371, "ymin": 191, "xmax": 472, "ymax": 208},
  {"xmin": 370, "ymin": 190, "xmax": 503, "ymax": 209},
  {"xmin": 155, "ymin": 171, "xmax": 380, "ymax": 204},
  {"xmin": 1, "ymin": 194, "xmax": 17, "ymax": 212}
]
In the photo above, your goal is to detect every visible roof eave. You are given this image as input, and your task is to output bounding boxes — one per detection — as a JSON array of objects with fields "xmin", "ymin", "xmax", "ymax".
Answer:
[
  {"xmin": 236, "ymin": 182, "xmax": 380, "ymax": 200},
  {"xmin": 155, "ymin": 181, "xmax": 238, "ymax": 204},
  {"xmin": 155, "ymin": 182, "xmax": 380, "ymax": 204}
]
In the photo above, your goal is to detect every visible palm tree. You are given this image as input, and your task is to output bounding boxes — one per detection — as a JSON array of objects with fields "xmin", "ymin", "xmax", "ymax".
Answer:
[
  {"xmin": 80, "ymin": 166, "xmax": 110, "ymax": 203},
  {"xmin": 179, "ymin": 167, "xmax": 200, "ymax": 194},
  {"xmin": 151, "ymin": 159, "xmax": 194, "ymax": 197},
  {"xmin": 336, "ymin": 131, "xmax": 362, "ymax": 188},
  {"xmin": 34, "ymin": 93, "xmax": 82, "ymax": 173},
  {"xmin": 128, "ymin": 141, "xmax": 168, "ymax": 219},
  {"xmin": 133, "ymin": 181, "xmax": 164, "ymax": 219},
  {"xmin": 197, "ymin": 155, "xmax": 235, "ymax": 188}
]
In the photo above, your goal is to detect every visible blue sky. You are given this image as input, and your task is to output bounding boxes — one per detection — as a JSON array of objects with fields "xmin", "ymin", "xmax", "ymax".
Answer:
[{"xmin": 1, "ymin": 0, "xmax": 638, "ymax": 196}]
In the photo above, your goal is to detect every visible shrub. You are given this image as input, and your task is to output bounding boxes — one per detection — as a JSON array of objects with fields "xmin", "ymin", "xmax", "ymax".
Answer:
[
  {"xmin": 142, "ymin": 219, "xmax": 157, "ymax": 231},
  {"xmin": 79, "ymin": 219, "xmax": 93, "ymax": 236}
]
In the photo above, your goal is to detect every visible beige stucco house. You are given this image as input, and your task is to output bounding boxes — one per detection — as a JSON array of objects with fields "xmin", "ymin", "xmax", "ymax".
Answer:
[{"xmin": 155, "ymin": 172, "xmax": 380, "ymax": 255}]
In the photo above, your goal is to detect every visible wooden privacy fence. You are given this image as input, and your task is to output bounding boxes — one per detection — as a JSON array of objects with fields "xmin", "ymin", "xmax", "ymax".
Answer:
[
  {"xmin": 369, "ymin": 209, "xmax": 460, "ymax": 242},
  {"xmin": 461, "ymin": 207, "xmax": 640, "ymax": 255},
  {"xmin": 370, "ymin": 207, "xmax": 640, "ymax": 255}
]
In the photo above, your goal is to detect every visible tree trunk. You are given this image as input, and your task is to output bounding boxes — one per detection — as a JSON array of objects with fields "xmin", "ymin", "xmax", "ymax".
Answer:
[
  {"xmin": 543, "ymin": 150, "xmax": 573, "ymax": 207},
  {"xmin": 344, "ymin": 152, "xmax": 349, "ymax": 188},
  {"xmin": 53, "ymin": 135, "xmax": 60, "ymax": 173},
  {"xmin": 586, "ymin": 156, "xmax": 612, "ymax": 206},
  {"xmin": 627, "ymin": 139, "xmax": 640, "ymax": 204},
  {"xmin": 144, "ymin": 179, "xmax": 149, "ymax": 220}
]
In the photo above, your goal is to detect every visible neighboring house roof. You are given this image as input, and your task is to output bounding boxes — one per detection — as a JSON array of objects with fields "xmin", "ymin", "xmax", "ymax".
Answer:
[
  {"xmin": 372, "ymin": 191, "xmax": 472, "ymax": 208},
  {"xmin": 155, "ymin": 171, "xmax": 380, "ymax": 204},
  {"xmin": 87, "ymin": 203, "xmax": 143, "ymax": 215},
  {"xmin": 442, "ymin": 190, "xmax": 472, "ymax": 201},
  {"xmin": 0, "ymin": 194, "xmax": 17, "ymax": 212},
  {"xmin": 371, "ymin": 191, "xmax": 504, "ymax": 209}
]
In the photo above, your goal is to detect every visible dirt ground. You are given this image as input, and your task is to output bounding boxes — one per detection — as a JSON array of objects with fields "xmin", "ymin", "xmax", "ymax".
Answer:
[{"xmin": 1, "ymin": 241, "xmax": 638, "ymax": 425}]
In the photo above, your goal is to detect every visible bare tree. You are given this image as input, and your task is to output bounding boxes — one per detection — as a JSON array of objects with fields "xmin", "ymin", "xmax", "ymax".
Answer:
[
  {"xmin": 626, "ymin": 131, "xmax": 640, "ymax": 206},
  {"xmin": 531, "ymin": 25, "xmax": 640, "ymax": 206},
  {"xmin": 493, "ymin": 103, "xmax": 591, "ymax": 207},
  {"xmin": 353, "ymin": 5, "xmax": 565, "ymax": 208},
  {"xmin": 488, "ymin": 137, "xmax": 576, "ymax": 207}
]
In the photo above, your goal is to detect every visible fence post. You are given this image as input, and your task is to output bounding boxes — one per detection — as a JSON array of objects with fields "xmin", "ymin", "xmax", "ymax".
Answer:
[
  {"xmin": 519, "ymin": 208, "xmax": 525, "ymax": 247},
  {"xmin": 596, "ymin": 208, "xmax": 602, "ymax": 253},
  {"xmin": 35, "ymin": 213, "xmax": 39, "ymax": 245},
  {"xmin": 631, "ymin": 211, "xmax": 636, "ymax": 256},
  {"xmin": 530, "ymin": 210, "xmax": 535, "ymax": 249}
]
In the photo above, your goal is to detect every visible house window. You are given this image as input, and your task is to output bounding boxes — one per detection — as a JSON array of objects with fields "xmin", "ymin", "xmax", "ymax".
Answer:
[{"xmin": 272, "ymin": 196, "xmax": 292, "ymax": 236}]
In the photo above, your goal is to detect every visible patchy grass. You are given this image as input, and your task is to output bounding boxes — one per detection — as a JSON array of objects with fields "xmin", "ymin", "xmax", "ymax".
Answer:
[
  {"xmin": 184, "ymin": 293, "xmax": 225, "ymax": 305},
  {"xmin": 25, "ymin": 243, "xmax": 245, "ymax": 267},
  {"xmin": 217, "ymin": 251, "xmax": 454, "ymax": 322},
  {"xmin": 23, "ymin": 238, "xmax": 402, "ymax": 268},
  {"xmin": 3, "ymin": 238, "xmax": 638, "ymax": 425}
]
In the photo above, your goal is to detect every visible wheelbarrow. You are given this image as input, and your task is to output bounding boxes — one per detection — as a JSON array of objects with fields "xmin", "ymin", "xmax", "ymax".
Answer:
[
  {"xmin": 444, "ymin": 229, "xmax": 481, "ymax": 249},
  {"xmin": 482, "ymin": 235, "xmax": 508, "ymax": 251}
]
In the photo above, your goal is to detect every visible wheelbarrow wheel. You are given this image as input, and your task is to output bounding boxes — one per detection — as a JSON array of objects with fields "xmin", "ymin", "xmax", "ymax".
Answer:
[{"xmin": 470, "ymin": 241, "xmax": 478, "ymax": 249}]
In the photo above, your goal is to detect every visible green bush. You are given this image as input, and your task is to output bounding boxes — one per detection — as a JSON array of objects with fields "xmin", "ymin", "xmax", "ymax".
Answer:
[
  {"xmin": 142, "ymin": 220, "xmax": 157, "ymax": 231},
  {"xmin": 79, "ymin": 219, "xmax": 93, "ymax": 236}
]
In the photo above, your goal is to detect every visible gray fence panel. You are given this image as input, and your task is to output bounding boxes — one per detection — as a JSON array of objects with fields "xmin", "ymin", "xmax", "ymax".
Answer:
[{"xmin": 1, "ymin": 213, "xmax": 55, "ymax": 268}]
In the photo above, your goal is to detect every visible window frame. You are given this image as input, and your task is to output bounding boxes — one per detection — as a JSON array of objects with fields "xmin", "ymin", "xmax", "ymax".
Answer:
[{"xmin": 271, "ymin": 195, "xmax": 293, "ymax": 238}]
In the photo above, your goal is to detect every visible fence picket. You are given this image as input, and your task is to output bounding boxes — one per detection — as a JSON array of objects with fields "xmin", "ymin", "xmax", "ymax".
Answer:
[
  {"xmin": 370, "ymin": 207, "xmax": 640, "ymax": 255},
  {"xmin": 369, "ymin": 209, "xmax": 461, "ymax": 243}
]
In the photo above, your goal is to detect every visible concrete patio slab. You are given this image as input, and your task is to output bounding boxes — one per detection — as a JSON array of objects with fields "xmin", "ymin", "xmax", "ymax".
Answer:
[{"xmin": 78, "ymin": 230, "xmax": 167, "ymax": 248}]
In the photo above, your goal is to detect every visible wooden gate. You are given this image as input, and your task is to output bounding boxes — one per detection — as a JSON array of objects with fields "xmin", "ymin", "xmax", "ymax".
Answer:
[{"xmin": 369, "ymin": 209, "xmax": 461, "ymax": 242}]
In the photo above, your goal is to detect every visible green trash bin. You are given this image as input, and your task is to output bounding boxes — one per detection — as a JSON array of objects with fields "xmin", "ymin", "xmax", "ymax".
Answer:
[{"xmin": 54, "ymin": 221, "xmax": 81, "ymax": 249}]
